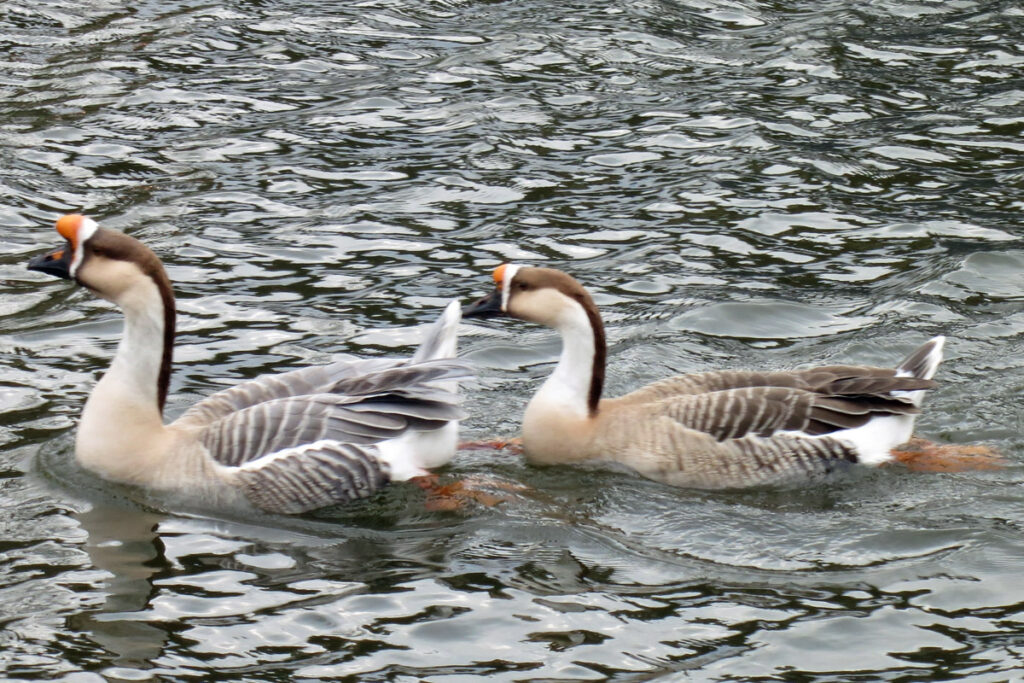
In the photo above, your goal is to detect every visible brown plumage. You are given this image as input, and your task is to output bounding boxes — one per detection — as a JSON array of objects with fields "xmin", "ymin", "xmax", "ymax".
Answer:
[
  {"xmin": 615, "ymin": 367, "xmax": 934, "ymax": 440},
  {"xmin": 464, "ymin": 263, "xmax": 947, "ymax": 489},
  {"xmin": 28, "ymin": 214, "xmax": 471, "ymax": 514}
]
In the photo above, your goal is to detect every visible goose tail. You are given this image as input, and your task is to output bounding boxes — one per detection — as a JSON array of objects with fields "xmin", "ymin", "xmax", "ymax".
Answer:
[
  {"xmin": 896, "ymin": 335, "xmax": 945, "ymax": 381},
  {"xmin": 397, "ymin": 299, "xmax": 465, "ymax": 471},
  {"xmin": 412, "ymin": 299, "xmax": 461, "ymax": 363},
  {"xmin": 837, "ymin": 336, "xmax": 946, "ymax": 466},
  {"xmin": 893, "ymin": 335, "xmax": 945, "ymax": 408},
  {"xmin": 885, "ymin": 335, "xmax": 1007, "ymax": 472}
]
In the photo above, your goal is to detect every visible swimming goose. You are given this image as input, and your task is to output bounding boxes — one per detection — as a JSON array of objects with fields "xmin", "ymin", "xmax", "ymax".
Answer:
[
  {"xmin": 463, "ymin": 264, "xmax": 957, "ymax": 489},
  {"xmin": 27, "ymin": 214, "xmax": 472, "ymax": 514}
]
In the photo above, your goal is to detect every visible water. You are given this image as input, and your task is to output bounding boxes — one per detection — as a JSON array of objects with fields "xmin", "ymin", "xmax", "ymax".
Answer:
[{"xmin": 2, "ymin": 0, "xmax": 1023, "ymax": 679}]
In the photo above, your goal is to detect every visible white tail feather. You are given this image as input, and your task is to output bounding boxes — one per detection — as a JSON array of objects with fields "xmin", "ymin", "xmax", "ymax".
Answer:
[
  {"xmin": 838, "ymin": 415, "xmax": 914, "ymax": 466},
  {"xmin": 394, "ymin": 299, "xmax": 463, "ymax": 472},
  {"xmin": 894, "ymin": 335, "xmax": 945, "ymax": 407},
  {"xmin": 412, "ymin": 299, "xmax": 461, "ymax": 363},
  {"xmin": 839, "ymin": 335, "xmax": 946, "ymax": 466}
]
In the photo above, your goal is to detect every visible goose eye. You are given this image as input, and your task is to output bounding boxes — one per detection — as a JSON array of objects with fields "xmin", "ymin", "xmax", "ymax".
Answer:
[{"xmin": 516, "ymin": 281, "xmax": 529, "ymax": 291}]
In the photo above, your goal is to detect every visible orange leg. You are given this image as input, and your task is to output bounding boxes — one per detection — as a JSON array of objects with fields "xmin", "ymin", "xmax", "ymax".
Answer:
[
  {"xmin": 410, "ymin": 473, "xmax": 525, "ymax": 511},
  {"xmin": 458, "ymin": 437, "xmax": 524, "ymax": 454},
  {"xmin": 889, "ymin": 437, "xmax": 1008, "ymax": 473}
]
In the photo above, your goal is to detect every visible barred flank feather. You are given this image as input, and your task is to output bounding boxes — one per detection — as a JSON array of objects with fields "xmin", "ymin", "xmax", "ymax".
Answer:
[{"xmin": 235, "ymin": 442, "xmax": 390, "ymax": 514}]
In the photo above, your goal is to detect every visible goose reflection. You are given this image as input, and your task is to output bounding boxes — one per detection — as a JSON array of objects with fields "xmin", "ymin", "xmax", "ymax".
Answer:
[{"xmin": 68, "ymin": 504, "xmax": 170, "ymax": 668}]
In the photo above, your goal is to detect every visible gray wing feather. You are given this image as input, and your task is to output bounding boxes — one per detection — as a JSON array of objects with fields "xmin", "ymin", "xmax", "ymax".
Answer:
[
  {"xmin": 173, "ymin": 355, "xmax": 472, "ymax": 466},
  {"xmin": 411, "ymin": 299, "xmax": 460, "ymax": 363},
  {"xmin": 233, "ymin": 442, "xmax": 390, "ymax": 514},
  {"xmin": 176, "ymin": 357, "xmax": 471, "ymax": 428},
  {"xmin": 174, "ymin": 357, "xmax": 404, "ymax": 428},
  {"xmin": 617, "ymin": 367, "xmax": 934, "ymax": 407},
  {"xmin": 345, "ymin": 400, "xmax": 465, "ymax": 421},
  {"xmin": 170, "ymin": 303, "xmax": 472, "ymax": 471},
  {"xmin": 201, "ymin": 392, "xmax": 466, "ymax": 466},
  {"xmin": 644, "ymin": 384, "xmax": 921, "ymax": 443},
  {"xmin": 325, "ymin": 360, "xmax": 471, "ymax": 398}
]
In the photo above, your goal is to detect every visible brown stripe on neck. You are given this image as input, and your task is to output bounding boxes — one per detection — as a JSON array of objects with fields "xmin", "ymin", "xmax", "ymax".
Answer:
[
  {"xmin": 156, "ymin": 274, "xmax": 175, "ymax": 414},
  {"xmin": 582, "ymin": 298, "xmax": 606, "ymax": 416},
  {"xmin": 131, "ymin": 242, "xmax": 175, "ymax": 415}
]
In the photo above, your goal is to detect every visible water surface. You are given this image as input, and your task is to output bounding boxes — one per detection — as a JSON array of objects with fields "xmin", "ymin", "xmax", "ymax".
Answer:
[{"xmin": 1, "ymin": 0, "xmax": 1023, "ymax": 680}]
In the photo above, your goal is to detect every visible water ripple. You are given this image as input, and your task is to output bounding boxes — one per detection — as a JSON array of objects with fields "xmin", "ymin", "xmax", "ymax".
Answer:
[{"xmin": 1, "ymin": 0, "xmax": 1022, "ymax": 680}]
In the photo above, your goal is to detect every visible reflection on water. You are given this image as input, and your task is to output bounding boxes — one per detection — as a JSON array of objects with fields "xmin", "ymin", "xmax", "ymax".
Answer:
[
  {"xmin": 1, "ymin": 0, "xmax": 1023, "ymax": 679},
  {"xmin": 70, "ymin": 505, "xmax": 169, "ymax": 669}
]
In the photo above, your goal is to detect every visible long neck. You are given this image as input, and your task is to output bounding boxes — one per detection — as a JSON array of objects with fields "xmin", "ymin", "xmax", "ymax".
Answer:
[
  {"xmin": 89, "ymin": 279, "xmax": 174, "ymax": 422},
  {"xmin": 74, "ymin": 265, "xmax": 178, "ymax": 483},
  {"xmin": 533, "ymin": 300, "xmax": 606, "ymax": 418}
]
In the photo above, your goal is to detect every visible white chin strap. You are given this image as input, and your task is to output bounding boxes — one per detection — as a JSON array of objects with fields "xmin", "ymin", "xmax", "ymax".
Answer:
[
  {"xmin": 500, "ymin": 263, "xmax": 521, "ymax": 311},
  {"xmin": 69, "ymin": 217, "xmax": 100, "ymax": 278}
]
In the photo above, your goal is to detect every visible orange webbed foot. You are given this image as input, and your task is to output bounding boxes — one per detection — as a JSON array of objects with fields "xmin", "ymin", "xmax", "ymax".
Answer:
[
  {"xmin": 410, "ymin": 474, "xmax": 525, "ymax": 511},
  {"xmin": 889, "ymin": 437, "xmax": 1008, "ymax": 473},
  {"xmin": 458, "ymin": 437, "xmax": 524, "ymax": 454}
]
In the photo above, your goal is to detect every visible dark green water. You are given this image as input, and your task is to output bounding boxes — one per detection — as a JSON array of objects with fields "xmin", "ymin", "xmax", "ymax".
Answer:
[{"xmin": 2, "ymin": 1, "xmax": 1023, "ymax": 680}]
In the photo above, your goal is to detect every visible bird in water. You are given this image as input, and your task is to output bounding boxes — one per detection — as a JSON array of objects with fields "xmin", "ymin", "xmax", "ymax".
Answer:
[
  {"xmin": 28, "ymin": 214, "xmax": 473, "ymax": 514},
  {"xmin": 462, "ymin": 263, "xmax": 1003, "ymax": 488}
]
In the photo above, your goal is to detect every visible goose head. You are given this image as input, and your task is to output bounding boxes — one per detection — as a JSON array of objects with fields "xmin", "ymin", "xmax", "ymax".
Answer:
[
  {"xmin": 464, "ymin": 264, "xmax": 608, "ymax": 415},
  {"xmin": 463, "ymin": 264, "xmax": 601, "ymax": 331},
  {"xmin": 28, "ymin": 214, "xmax": 176, "ymax": 412},
  {"xmin": 27, "ymin": 214, "xmax": 173, "ymax": 311}
]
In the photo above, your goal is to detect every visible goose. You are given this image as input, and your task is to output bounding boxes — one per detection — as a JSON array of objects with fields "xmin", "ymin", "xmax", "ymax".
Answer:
[
  {"xmin": 462, "ymin": 263, "xmax": 993, "ymax": 488},
  {"xmin": 27, "ymin": 214, "xmax": 472, "ymax": 514}
]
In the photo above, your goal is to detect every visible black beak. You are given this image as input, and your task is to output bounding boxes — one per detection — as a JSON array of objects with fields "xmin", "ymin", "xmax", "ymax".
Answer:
[
  {"xmin": 462, "ymin": 288, "xmax": 504, "ymax": 319},
  {"xmin": 27, "ymin": 245, "xmax": 73, "ymax": 280}
]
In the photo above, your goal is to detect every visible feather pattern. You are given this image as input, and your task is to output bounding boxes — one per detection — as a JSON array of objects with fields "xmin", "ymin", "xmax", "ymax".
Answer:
[
  {"xmin": 198, "ymin": 392, "xmax": 462, "ymax": 467},
  {"xmin": 617, "ymin": 371, "xmax": 926, "ymax": 446},
  {"xmin": 174, "ymin": 358, "xmax": 462, "ymax": 427},
  {"xmin": 615, "ymin": 367, "xmax": 934, "ymax": 406},
  {"xmin": 232, "ymin": 441, "xmax": 391, "ymax": 515},
  {"xmin": 191, "ymin": 361, "xmax": 471, "ymax": 468},
  {"xmin": 600, "ymin": 413, "xmax": 860, "ymax": 489},
  {"xmin": 590, "ymin": 356, "xmax": 944, "ymax": 488}
]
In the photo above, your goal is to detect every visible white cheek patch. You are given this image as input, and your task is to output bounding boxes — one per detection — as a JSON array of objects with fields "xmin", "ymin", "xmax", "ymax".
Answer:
[
  {"xmin": 70, "ymin": 217, "xmax": 100, "ymax": 279},
  {"xmin": 500, "ymin": 263, "xmax": 521, "ymax": 311}
]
